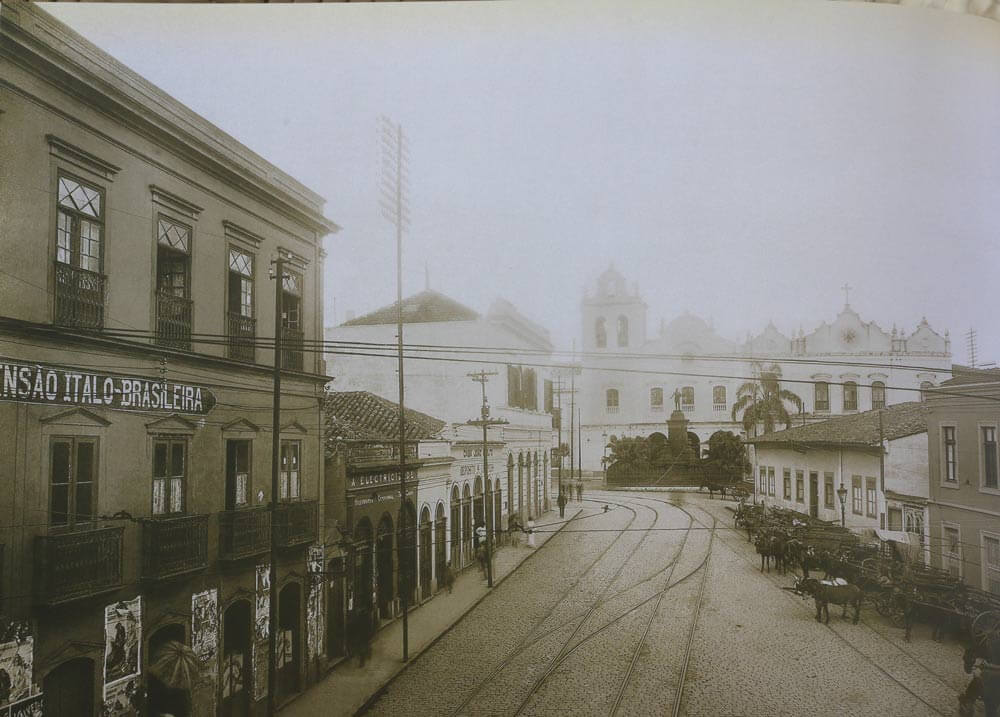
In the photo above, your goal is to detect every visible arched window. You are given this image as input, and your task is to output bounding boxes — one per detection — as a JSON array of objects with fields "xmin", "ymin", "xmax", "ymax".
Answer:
[
  {"xmin": 617, "ymin": 315, "xmax": 629, "ymax": 347},
  {"xmin": 712, "ymin": 385, "xmax": 726, "ymax": 410},
  {"xmin": 871, "ymin": 381, "xmax": 886, "ymax": 410},
  {"xmin": 814, "ymin": 382, "xmax": 829, "ymax": 412},
  {"xmin": 680, "ymin": 386, "xmax": 694, "ymax": 410},
  {"xmin": 606, "ymin": 389, "xmax": 619, "ymax": 413},
  {"xmin": 650, "ymin": 387, "xmax": 663, "ymax": 411},
  {"xmin": 595, "ymin": 317, "xmax": 607, "ymax": 348},
  {"xmin": 843, "ymin": 381, "xmax": 858, "ymax": 411},
  {"xmin": 920, "ymin": 381, "xmax": 934, "ymax": 401}
]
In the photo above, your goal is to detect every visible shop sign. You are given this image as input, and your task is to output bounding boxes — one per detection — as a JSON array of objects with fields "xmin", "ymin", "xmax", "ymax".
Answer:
[
  {"xmin": 0, "ymin": 359, "xmax": 216, "ymax": 415},
  {"xmin": 347, "ymin": 469, "xmax": 416, "ymax": 491}
]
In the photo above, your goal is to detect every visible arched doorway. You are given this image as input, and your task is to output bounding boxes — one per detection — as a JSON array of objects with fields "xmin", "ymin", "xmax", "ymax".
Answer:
[
  {"xmin": 221, "ymin": 600, "xmax": 252, "ymax": 717},
  {"xmin": 492, "ymin": 482, "xmax": 502, "ymax": 539},
  {"xmin": 277, "ymin": 582, "xmax": 301, "ymax": 698},
  {"xmin": 376, "ymin": 513, "xmax": 395, "ymax": 619},
  {"xmin": 434, "ymin": 503, "xmax": 447, "ymax": 590},
  {"xmin": 326, "ymin": 556, "xmax": 346, "ymax": 658},
  {"xmin": 461, "ymin": 484, "xmax": 473, "ymax": 567},
  {"xmin": 506, "ymin": 454, "xmax": 514, "ymax": 529},
  {"xmin": 354, "ymin": 517, "xmax": 374, "ymax": 611},
  {"xmin": 419, "ymin": 506, "xmax": 432, "ymax": 599},
  {"xmin": 147, "ymin": 623, "xmax": 189, "ymax": 717},
  {"xmin": 517, "ymin": 453, "xmax": 524, "ymax": 521},
  {"xmin": 44, "ymin": 657, "xmax": 95, "ymax": 717},
  {"xmin": 398, "ymin": 501, "xmax": 417, "ymax": 605},
  {"xmin": 687, "ymin": 431, "xmax": 701, "ymax": 457},
  {"xmin": 450, "ymin": 485, "xmax": 461, "ymax": 569},
  {"xmin": 533, "ymin": 453, "xmax": 540, "ymax": 517}
]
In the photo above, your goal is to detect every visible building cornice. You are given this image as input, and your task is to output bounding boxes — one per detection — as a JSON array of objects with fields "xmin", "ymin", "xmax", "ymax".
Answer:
[{"xmin": 2, "ymin": 1, "xmax": 338, "ymax": 237}]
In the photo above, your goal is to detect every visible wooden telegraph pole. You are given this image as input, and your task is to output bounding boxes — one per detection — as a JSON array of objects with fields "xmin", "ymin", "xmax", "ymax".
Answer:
[{"xmin": 467, "ymin": 370, "xmax": 507, "ymax": 587}]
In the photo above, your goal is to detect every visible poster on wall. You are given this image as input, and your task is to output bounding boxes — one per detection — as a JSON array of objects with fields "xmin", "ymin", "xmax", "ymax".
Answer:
[
  {"xmin": 0, "ymin": 622, "xmax": 35, "ymax": 710},
  {"xmin": 101, "ymin": 678, "xmax": 141, "ymax": 717},
  {"xmin": 253, "ymin": 564, "xmax": 270, "ymax": 702},
  {"xmin": 306, "ymin": 544, "xmax": 325, "ymax": 662},
  {"xmin": 104, "ymin": 597, "xmax": 141, "ymax": 685},
  {"xmin": 191, "ymin": 589, "xmax": 219, "ymax": 717}
]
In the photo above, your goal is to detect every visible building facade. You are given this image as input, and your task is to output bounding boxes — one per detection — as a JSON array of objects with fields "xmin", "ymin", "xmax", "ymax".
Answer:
[
  {"xmin": 0, "ymin": 3, "xmax": 336, "ymax": 715},
  {"xmin": 752, "ymin": 403, "xmax": 930, "ymax": 561},
  {"xmin": 925, "ymin": 372, "xmax": 1000, "ymax": 594},
  {"xmin": 326, "ymin": 291, "xmax": 556, "ymax": 528},
  {"xmin": 578, "ymin": 266, "xmax": 951, "ymax": 471}
]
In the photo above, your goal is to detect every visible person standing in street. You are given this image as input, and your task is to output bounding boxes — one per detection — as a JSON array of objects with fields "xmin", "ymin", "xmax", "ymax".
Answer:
[
  {"xmin": 557, "ymin": 491, "xmax": 567, "ymax": 518},
  {"xmin": 576, "ymin": 480, "xmax": 583, "ymax": 501}
]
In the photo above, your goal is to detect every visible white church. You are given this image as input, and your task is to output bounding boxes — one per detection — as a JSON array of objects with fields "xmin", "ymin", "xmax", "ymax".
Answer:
[{"xmin": 577, "ymin": 266, "xmax": 952, "ymax": 471}]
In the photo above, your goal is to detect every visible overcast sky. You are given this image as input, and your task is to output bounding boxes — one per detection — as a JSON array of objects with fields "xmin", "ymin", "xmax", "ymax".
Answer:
[{"xmin": 42, "ymin": 0, "xmax": 1000, "ymax": 363}]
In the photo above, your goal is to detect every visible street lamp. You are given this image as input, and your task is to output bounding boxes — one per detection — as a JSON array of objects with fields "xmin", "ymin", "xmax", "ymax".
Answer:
[
  {"xmin": 837, "ymin": 484, "xmax": 848, "ymax": 528},
  {"xmin": 601, "ymin": 432, "xmax": 608, "ymax": 486}
]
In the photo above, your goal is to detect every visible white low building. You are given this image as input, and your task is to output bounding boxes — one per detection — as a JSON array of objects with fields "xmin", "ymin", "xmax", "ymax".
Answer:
[{"xmin": 749, "ymin": 402, "xmax": 929, "ymax": 561}]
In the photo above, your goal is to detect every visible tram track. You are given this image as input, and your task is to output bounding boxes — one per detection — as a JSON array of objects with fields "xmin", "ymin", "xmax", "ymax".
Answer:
[{"xmin": 446, "ymin": 497, "xmax": 648, "ymax": 717}]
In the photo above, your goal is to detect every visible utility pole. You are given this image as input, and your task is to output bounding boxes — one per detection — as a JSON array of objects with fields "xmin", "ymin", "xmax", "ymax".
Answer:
[
  {"xmin": 554, "ymin": 377, "xmax": 563, "ymax": 498},
  {"xmin": 577, "ymin": 406, "xmax": 582, "ymax": 483},
  {"xmin": 878, "ymin": 408, "xmax": 885, "ymax": 529},
  {"xmin": 467, "ymin": 370, "xmax": 507, "ymax": 587},
  {"xmin": 379, "ymin": 115, "xmax": 411, "ymax": 660},
  {"xmin": 569, "ymin": 371, "xmax": 575, "ymax": 497},
  {"xmin": 267, "ymin": 254, "xmax": 284, "ymax": 717}
]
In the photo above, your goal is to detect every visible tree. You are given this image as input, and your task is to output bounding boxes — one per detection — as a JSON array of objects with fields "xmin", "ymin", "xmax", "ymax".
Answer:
[
  {"xmin": 705, "ymin": 430, "xmax": 749, "ymax": 481},
  {"xmin": 606, "ymin": 435, "xmax": 650, "ymax": 466},
  {"xmin": 730, "ymin": 367, "xmax": 804, "ymax": 436}
]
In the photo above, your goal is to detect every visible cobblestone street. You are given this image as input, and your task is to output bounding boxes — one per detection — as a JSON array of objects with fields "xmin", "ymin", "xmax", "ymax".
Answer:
[{"xmin": 361, "ymin": 490, "xmax": 975, "ymax": 717}]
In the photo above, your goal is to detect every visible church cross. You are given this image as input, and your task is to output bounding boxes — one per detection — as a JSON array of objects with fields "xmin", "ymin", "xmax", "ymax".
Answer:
[{"xmin": 841, "ymin": 282, "xmax": 852, "ymax": 306}]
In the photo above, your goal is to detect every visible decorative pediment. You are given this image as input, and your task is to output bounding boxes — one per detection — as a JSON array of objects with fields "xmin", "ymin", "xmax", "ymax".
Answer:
[
  {"xmin": 145, "ymin": 413, "xmax": 197, "ymax": 434},
  {"xmin": 150, "ymin": 185, "xmax": 203, "ymax": 220},
  {"xmin": 907, "ymin": 318, "xmax": 948, "ymax": 353},
  {"xmin": 47, "ymin": 134, "xmax": 120, "ymax": 181},
  {"xmin": 223, "ymin": 220, "xmax": 264, "ymax": 249},
  {"xmin": 222, "ymin": 417, "xmax": 260, "ymax": 433},
  {"xmin": 39, "ymin": 406, "xmax": 111, "ymax": 426},
  {"xmin": 280, "ymin": 420, "xmax": 308, "ymax": 435}
]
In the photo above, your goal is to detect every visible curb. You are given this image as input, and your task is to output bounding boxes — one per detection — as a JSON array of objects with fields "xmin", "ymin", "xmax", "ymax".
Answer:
[{"xmin": 352, "ymin": 507, "xmax": 584, "ymax": 716}]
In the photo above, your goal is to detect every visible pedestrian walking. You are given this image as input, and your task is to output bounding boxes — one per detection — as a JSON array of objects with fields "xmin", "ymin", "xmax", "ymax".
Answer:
[
  {"xmin": 526, "ymin": 517, "xmax": 536, "ymax": 548},
  {"xmin": 476, "ymin": 545, "xmax": 487, "ymax": 577},
  {"xmin": 557, "ymin": 492, "xmax": 567, "ymax": 518},
  {"xmin": 576, "ymin": 480, "xmax": 583, "ymax": 501},
  {"xmin": 509, "ymin": 515, "xmax": 521, "ymax": 547},
  {"xmin": 440, "ymin": 561, "xmax": 454, "ymax": 594}
]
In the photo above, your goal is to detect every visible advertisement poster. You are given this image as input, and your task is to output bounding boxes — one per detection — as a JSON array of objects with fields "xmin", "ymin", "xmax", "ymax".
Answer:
[
  {"xmin": 306, "ymin": 544, "xmax": 325, "ymax": 662},
  {"xmin": 0, "ymin": 634, "xmax": 34, "ymax": 708},
  {"xmin": 253, "ymin": 564, "xmax": 270, "ymax": 702},
  {"xmin": 103, "ymin": 597, "xmax": 141, "ymax": 686},
  {"xmin": 101, "ymin": 678, "xmax": 140, "ymax": 717},
  {"xmin": 191, "ymin": 589, "xmax": 219, "ymax": 717}
]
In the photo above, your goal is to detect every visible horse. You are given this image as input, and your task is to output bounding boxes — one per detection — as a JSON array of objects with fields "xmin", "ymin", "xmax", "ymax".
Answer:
[
  {"xmin": 754, "ymin": 529, "xmax": 787, "ymax": 574},
  {"xmin": 902, "ymin": 592, "xmax": 968, "ymax": 643},
  {"xmin": 959, "ymin": 635, "xmax": 1000, "ymax": 717},
  {"xmin": 795, "ymin": 577, "xmax": 862, "ymax": 625}
]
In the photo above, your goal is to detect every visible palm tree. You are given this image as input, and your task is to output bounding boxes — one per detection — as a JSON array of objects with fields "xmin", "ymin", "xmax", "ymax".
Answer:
[{"xmin": 730, "ymin": 368, "xmax": 804, "ymax": 436}]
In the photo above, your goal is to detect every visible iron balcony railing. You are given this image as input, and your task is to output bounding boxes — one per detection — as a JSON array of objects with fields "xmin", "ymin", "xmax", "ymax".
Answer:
[
  {"xmin": 713, "ymin": 403, "xmax": 727, "ymax": 412},
  {"xmin": 219, "ymin": 506, "xmax": 270, "ymax": 561},
  {"xmin": 606, "ymin": 405, "xmax": 619, "ymax": 414},
  {"xmin": 227, "ymin": 311, "xmax": 256, "ymax": 362},
  {"xmin": 273, "ymin": 500, "xmax": 318, "ymax": 548},
  {"xmin": 281, "ymin": 326, "xmax": 304, "ymax": 371},
  {"xmin": 54, "ymin": 261, "xmax": 106, "ymax": 329},
  {"xmin": 35, "ymin": 526, "xmax": 123, "ymax": 605},
  {"xmin": 155, "ymin": 292, "xmax": 193, "ymax": 351},
  {"xmin": 140, "ymin": 514, "xmax": 208, "ymax": 580}
]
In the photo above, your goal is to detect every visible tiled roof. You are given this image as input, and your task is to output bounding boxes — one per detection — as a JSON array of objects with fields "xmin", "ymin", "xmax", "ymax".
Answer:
[
  {"xmin": 752, "ymin": 402, "xmax": 926, "ymax": 447},
  {"xmin": 323, "ymin": 391, "xmax": 446, "ymax": 447},
  {"xmin": 341, "ymin": 290, "xmax": 479, "ymax": 326},
  {"xmin": 943, "ymin": 365, "xmax": 1000, "ymax": 386}
]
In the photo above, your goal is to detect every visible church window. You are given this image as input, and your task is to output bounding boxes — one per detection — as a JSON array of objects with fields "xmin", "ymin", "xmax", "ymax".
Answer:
[
  {"xmin": 920, "ymin": 381, "xmax": 934, "ymax": 402},
  {"xmin": 712, "ymin": 386, "xmax": 726, "ymax": 410},
  {"xmin": 871, "ymin": 381, "xmax": 886, "ymax": 410},
  {"xmin": 595, "ymin": 318, "xmax": 607, "ymax": 348},
  {"xmin": 606, "ymin": 389, "xmax": 619, "ymax": 413},
  {"xmin": 680, "ymin": 386, "xmax": 694, "ymax": 410},
  {"xmin": 617, "ymin": 316, "xmax": 629, "ymax": 347},
  {"xmin": 843, "ymin": 381, "xmax": 858, "ymax": 411},
  {"xmin": 650, "ymin": 388, "xmax": 663, "ymax": 411},
  {"xmin": 814, "ymin": 382, "xmax": 829, "ymax": 412}
]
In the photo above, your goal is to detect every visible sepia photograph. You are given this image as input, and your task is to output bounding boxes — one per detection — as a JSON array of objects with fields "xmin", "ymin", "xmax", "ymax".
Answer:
[{"xmin": 1, "ymin": 0, "xmax": 999, "ymax": 715}]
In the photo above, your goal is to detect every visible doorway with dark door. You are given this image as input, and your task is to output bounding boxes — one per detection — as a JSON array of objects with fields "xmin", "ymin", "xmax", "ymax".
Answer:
[
  {"xmin": 277, "ymin": 583, "xmax": 301, "ymax": 699},
  {"xmin": 376, "ymin": 513, "xmax": 395, "ymax": 620},
  {"xmin": 809, "ymin": 472, "xmax": 819, "ymax": 519},
  {"xmin": 326, "ymin": 556, "xmax": 345, "ymax": 659},
  {"xmin": 147, "ymin": 623, "xmax": 190, "ymax": 717},
  {"xmin": 44, "ymin": 657, "xmax": 95, "ymax": 717},
  {"xmin": 221, "ymin": 600, "xmax": 252, "ymax": 717}
]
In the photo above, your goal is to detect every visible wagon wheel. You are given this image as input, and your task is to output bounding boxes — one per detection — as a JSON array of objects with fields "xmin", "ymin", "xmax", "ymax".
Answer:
[
  {"xmin": 889, "ymin": 600, "xmax": 907, "ymax": 628},
  {"xmin": 874, "ymin": 591, "xmax": 894, "ymax": 617},
  {"xmin": 972, "ymin": 610, "xmax": 1000, "ymax": 643}
]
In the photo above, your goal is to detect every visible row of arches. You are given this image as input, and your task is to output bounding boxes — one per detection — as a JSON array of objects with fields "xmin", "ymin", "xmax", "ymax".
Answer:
[{"xmin": 595, "ymin": 315, "xmax": 629, "ymax": 348}]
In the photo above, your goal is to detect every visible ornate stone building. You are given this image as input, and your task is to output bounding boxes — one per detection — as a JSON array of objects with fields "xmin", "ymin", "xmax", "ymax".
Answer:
[{"xmin": 578, "ymin": 266, "xmax": 952, "ymax": 471}]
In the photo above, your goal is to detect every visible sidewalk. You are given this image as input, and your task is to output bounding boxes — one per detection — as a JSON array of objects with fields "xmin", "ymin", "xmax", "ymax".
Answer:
[{"xmin": 282, "ymin": 506, "xmax": 579, "ymax": 717}]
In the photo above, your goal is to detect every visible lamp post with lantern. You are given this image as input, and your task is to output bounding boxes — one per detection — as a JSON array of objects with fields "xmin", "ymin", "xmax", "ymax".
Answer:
[{"xmin": 837, "ymin": 484, "xmax": 848, "ymax": 528}]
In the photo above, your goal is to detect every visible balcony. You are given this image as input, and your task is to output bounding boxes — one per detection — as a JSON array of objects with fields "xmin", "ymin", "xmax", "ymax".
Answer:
[
  {"xmin": 713, "ymin": 403, "xmax": 727, "ymax": 412},
  {"xmin": 281, "ymin": 327, "xmax": 304, "ymax": 371},
  {"xmin": 35, "ymin": 526, "xmax": 123, "ymax": 605},
  {"xmin": 140, "ymin": 514, "xmax": 208, "ymax": 580},
  {"xmin": 273, "ymin": 500, "xmax": 318, "ymax": 548},
  {"xmin": 606, "ymin": 405, "xmax": 619, "ymax": 414},
  {"xmin": 156, "ymin": 292, "xmax": 193, "ymax": 350},
  {"xmin": 227, "ymin": 312, "xmax": 256, "ymax": 362},
  {"xmin": 219, "ymin": 506, "xmax": 270, "ymax": 561},
  {"xmin": 54, "ymin": 262, "xmax": 106, "ymax": 329}
]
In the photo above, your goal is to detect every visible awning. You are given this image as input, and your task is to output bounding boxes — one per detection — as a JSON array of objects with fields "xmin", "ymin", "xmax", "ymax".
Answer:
[{"xmin": 875, "ymin": 529, "xmax": 910, "ymax": 544}]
